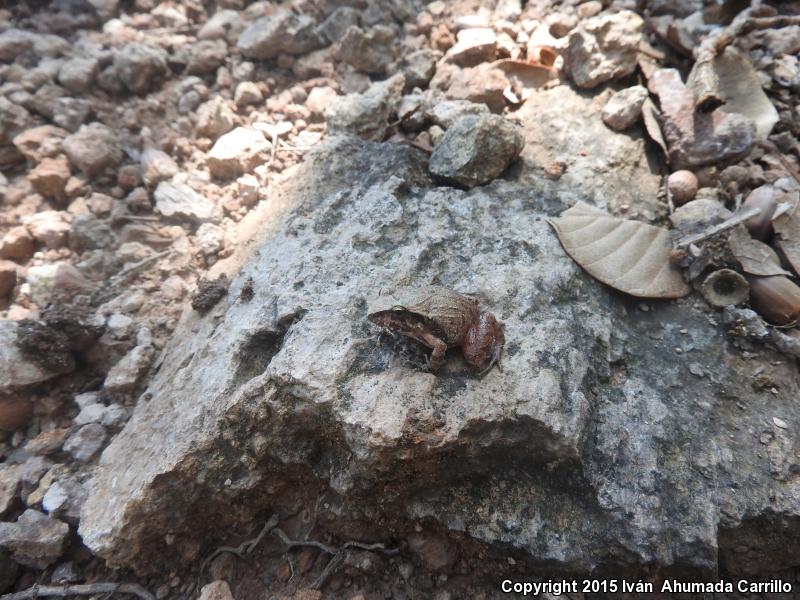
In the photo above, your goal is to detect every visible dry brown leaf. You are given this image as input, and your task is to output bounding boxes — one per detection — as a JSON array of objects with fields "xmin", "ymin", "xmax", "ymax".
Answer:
[
  {"xmin": 549, "ymin": 202, "xmax": 691, "ymax": 298},
  {"xmin": 689, "ymin": 47, "xmax": 779, "ymax": 140},
  {"xmin": 493, "ymin": 59, "xmax": 557, "ymax": 102},
  {"xmin": 774, "ymin": 192, "xmax": 800, "ymax": 276},
  {"xmin": 527, "ymin": 46, "xmax": 557, "ymax": 67},
  {"xmin": 727, "ymin": 225, "xmax": 790, "ymax": 276},
  {"xmin": 665, "ymin": 22, "xmax": 695, "ymax": 57},
  {"xmin": 649, "ymin": 67, "xmax": 754, "ymax": 168},
  {"xmin": 641, "ymin": 98, "xmax": 669, "ymax": 160}
]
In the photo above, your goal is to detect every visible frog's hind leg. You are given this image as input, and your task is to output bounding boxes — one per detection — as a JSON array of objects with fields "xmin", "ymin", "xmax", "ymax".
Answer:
[
  {"xmin": 476, "ymin": 345, "xmax": 503, "ymax": 378},
  {"xmin": 462, "ymin": 312, "xmax": 505, "ymax": 377},
  {"xmin": 422, "ymin": 336, "xmax": 448, "ymax": 372}
]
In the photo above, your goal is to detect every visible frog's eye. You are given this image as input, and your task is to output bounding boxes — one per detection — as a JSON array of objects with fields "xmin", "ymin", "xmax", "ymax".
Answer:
[{"xmin": 391, "ymin": 304, "xmax": 408, "ymax": 312}]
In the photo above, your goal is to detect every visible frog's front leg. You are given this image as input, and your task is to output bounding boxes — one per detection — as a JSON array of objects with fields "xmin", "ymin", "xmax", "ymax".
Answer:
[{"xmin": 415, "ymin": 332, "xmax": 448, "ymax": 371}]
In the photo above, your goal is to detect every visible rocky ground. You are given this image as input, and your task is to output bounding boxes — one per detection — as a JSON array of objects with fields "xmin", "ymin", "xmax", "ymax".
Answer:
[{"xmin": 1, "ymin": 0, "xmax": 800, "ymax": 599}]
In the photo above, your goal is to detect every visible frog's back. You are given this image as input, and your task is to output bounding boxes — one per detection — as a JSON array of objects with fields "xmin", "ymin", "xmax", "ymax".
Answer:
[{"xmin": 405, "ymin": 286, "xmax": 479, "ymax": 345}]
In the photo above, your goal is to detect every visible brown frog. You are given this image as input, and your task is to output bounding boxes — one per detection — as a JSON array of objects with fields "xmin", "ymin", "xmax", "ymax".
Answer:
[{"xmin": 367, "ymin": 286, "xmax": 505, "ymax": 375}]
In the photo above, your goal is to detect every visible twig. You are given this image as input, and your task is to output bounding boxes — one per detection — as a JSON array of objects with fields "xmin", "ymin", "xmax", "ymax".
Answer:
[
  {"xmin": 269, "ymin": 131, "xmax": 279, "ymax": 166},
  {"xmin": 277, "ymin": 140, "xmax": 314, "ymax": 153},
  {"xmin": 199, "ymin": 545, "xmax": 246, "ymax": 572},
  {"xmin": 303, "ymin": 494, "xmax": 324, "ymax": 541},
  {"xmin": 271, "ymin": 527, "xmax": 337, "ymax": 555},
  {"xmin": 242, "ymin": 514, "xmax": 279, "ymax": 554},
  {"xmin": 676, "ymin": 206, "xmax": 760, "ymax": 248},
  {"xmin": 200, "ymin": 513, "xmax": 398, "ymax": 589},
  {"xmin": 692, "ymin": 11, "xmax": 800, "ymax": 110},
  {"xmin": 1, "ymin": 584, "xmax": 156, "ymax": 600},
  {"xmin": 343, "ymin": 540, "xmax": 400, "ymax": 555},
  {"xmin": 116, "ymin": 216, "xmax": 161, "ymax": 222},
  {"xmin": 90, "ymin": 250, "xmax": 174, "ymax": 304},
  {"xmin": 201, "ymin": 514, "xmax": 279, "ymax": 573},
  {"xmin": 758, "ymin": 141, "xmax": 800, "ymax": 185},
  {"xmin": 664, "ymin": 174, "xmax": 675, "ymax": 215},
  {"xmin": 112, "ymin": 250, "xmax": 173, "ymax": 283},
  {"xmin": 311, "ymin": 551, "xmax": 345, "ymax": 591}
]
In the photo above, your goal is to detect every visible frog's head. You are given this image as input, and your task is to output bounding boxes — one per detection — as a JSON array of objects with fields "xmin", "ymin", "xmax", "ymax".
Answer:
[
  {"xmin": 367, "ymin": 305, "xmax": 413, "ymax": 329},
  {"xmin": 368, "ymin": 289, "xmax": 427, "ymax": 333}
]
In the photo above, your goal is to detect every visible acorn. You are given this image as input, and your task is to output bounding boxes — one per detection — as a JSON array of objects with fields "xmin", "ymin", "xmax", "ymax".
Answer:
[
  {"xmin": 0, "ymin": 396, "xmax": 33, "ymax": 431},
  {"xmin": 701, "ymin": 269, "xmax": 749, "ymax": 307},
  {"xmin": 742, "ymin": 185, "xmax": 777, "ymax": 241},
  {"xmin": 668, "ymin": 170, "xmax": 698, "ymax": 206},
  {"xmin": 746, "ymin": 275, "xmax": 800, "ymax": 325}
]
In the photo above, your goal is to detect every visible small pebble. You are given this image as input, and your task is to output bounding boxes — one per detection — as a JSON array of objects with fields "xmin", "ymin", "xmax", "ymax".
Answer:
[
  {"xmin": 578, "ymin": 0, "xmax": 603, "ymax": 18},
  {"xmin": 668, "ymin": 170, "xmax": 699, "ymax": 206}
]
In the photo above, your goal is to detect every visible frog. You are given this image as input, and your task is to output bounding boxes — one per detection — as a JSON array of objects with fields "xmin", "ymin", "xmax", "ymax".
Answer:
[{"xmin": 367, "ymin": 285, "xmax": 505, "ymax": 376}]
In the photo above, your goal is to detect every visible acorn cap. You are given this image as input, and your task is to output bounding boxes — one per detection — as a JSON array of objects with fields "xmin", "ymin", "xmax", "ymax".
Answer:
[{"xmin": 701, "ymin": 269, "xmax": 749, "ymax": 307}]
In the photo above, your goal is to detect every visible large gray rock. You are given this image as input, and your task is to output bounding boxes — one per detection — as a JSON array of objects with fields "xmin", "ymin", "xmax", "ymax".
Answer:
[
  {"xmin": 185, "ymin": 40, "xmax": 228, "ymax": 75},
  {"xmin": 140, "ymin": 148, "xmax": 179, "ymax": 186},
  {"xmin": 87, "ymin": 0, "xmax": 119, "ymax": 21},
  {"xmin": 53, "ymin": 97, "xmax": 93, "ymax": 132},
  {"xmin": 0, "ymin": 29, "xmax": 34, "ymax": 62},
  {"xmin": 401, "ymin": 49, "xmax": 438, "ymax": 90},
  {"xmin": 57, "ymin": 57, "xmax": 99, "ymax": 94},
  {"xmin": 198, "ymin": 10, "xmax": 243, "ymax": 43},
  {"xmin": 601, "ymin": 85, "xmax": 649, "ymax": 130},
  {"xmin": 0, "ymin": 321, "xmax": 64, "ymax": 392},
  {"xmin": 325, "ymin": 74, "xmax": 405, "ymax": 141},
  {"xmin": 13, "ymin": 124, "xmax": 68, "ymax": 163},
  {"xmin": 0, "ymin": 30, "xmax": 69, "ymax": 62},
  {"xmin": 431, "ymin": 62, "xmax": 509, "ymax": 112},
  {"xmin": 64, "ymin": 424, "xmax": 107, "ymax": 462},
  {"xmin": 0, "ymin": 464, "xmax": 23, "ymax": 517},
  {"xmin": 428, "ymin": 114, "xmax": 524, "ymax": 188},
  {"xmin": 154, "ymin": 180, "xmax": 220, "ymax": 223},
  {"xmin": 62, "ymin": 122, "xmax": 123, "ymax": 177},
  {"xmin": 316, "ymin": 7, "xmax": 360, "ymax": 43},
  {"xmin": 206, "ymin": 127, "xmax": 270, "ymax": 180},
  {"xmin": 517, "ymin": 84, "xmax": 661, "ymax": 217},
  {"xmin": 0, "ymin": 509, "xmax": 69, "ymax": 569},
  {"xmin": 80, "ymin": 125, "xmax": 800, "ymax": 581},
  {"xmin": 237, "ymin": 10, "xmax": 321, "ymax": 60},
  {"xmin": 425, "ymin": 99, "xmax": 489, "ymax": 129},
  {"xmin": 28, "ymin": 155, "xmax": 71, "ymax": 202},
  {"xmin": 69, "ymin": 214, "xmax": 114, "ymax": 251},
  {"xmin": 195, "ymin": 96, "xmax": 236, "ymax": 140},
  {"xmin": 42, "ymin": 478, "xmax": 88, "ymax": 522},
  {"xmin": 567, "ymin": 10, "xmax": 643, "ymax": 88},
  {"xmin": 104, "ymin": 342, "xmax": 155, "ymax": 397},
  {"xmin": 0, "ymin": 97, "xmax": 32, "ymax": 146},
  {"xmin": 113, "ymin": 43, "xmax": 169, "ymax": 94},
  {"xmin": 446, "ymin": 27, "xmax": 497, "ymax": 67},
  {"xmin": 23, "ymin": 210, "xmax": 71, "ymax": 249},
  {"xmin": 337, "ymin": 25, "xmax": 396, "ymax": 75}
]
